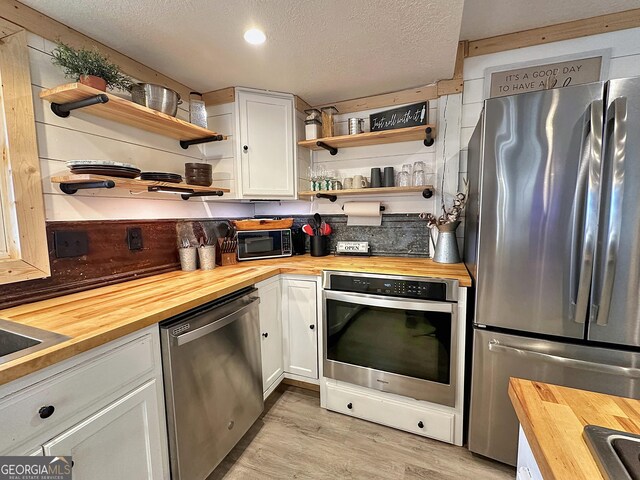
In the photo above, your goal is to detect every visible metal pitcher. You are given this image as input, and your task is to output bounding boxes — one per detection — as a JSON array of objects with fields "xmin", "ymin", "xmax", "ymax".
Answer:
[{"xmin": 432, "ymin": 221, "xmax": 461, "ymax": 263}]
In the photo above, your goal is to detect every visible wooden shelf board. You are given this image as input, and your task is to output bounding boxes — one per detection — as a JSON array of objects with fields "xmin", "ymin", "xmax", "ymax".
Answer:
[
  {"xmin": 298, "ymin": 186, "xmax": 432, "ymax": 197},
  {"xmin": 51, "ymin": 174, "xmax": 230, "ymax": 194},
  {"xmin": 40, "ymin": 83, "xmax": 227, "ymax": 142},
  {"xmin": 298, "ymin": 125, "xmax": 434, "ymax": 150}
]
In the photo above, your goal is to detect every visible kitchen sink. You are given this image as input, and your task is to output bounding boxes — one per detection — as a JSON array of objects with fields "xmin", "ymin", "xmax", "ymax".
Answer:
[
  {"xmin": 584, "ymin": 425, "xmax": 640, "ymax": 480},
  {"xmin": 0, "ymin": 319, "xmax": 70, "ymax": 364}
]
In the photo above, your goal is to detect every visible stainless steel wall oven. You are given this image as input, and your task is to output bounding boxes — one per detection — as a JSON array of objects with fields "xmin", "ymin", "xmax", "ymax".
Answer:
[{"xmin": 323, "ymin": 271, "xmax": 458, "ymax": 407}]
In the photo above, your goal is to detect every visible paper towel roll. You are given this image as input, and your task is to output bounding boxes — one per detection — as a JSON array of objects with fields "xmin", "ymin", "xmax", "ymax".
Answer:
[{"xmin": 344, "ymin": 201, "xmax": 382, "ymax": 226}]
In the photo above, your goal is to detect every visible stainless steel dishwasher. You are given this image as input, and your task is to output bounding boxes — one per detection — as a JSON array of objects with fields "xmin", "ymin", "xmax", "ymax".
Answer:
[{"xmin": 160, "ymin": 287, "xmax": 263, "ymax": 480}]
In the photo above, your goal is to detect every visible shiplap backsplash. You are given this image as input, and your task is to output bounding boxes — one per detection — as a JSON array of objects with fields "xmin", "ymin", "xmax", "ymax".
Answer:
[{"xmin": 27, "ymin": 32, "xmax": 253, "ymax": 221}]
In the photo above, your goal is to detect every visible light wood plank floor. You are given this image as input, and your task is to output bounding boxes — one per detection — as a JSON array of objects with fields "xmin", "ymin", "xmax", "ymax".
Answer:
[{"xmin": 209, "ymin": 386, "xmax": 515, "ymax": 479}]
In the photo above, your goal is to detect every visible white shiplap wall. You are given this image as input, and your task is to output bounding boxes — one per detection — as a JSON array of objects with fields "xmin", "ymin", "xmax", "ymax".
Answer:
[
  {"xmin": 27, "ymin": 32, "xmax": 253, "ymax": 221},
  {"xmin": 457, "ymin": 26, "xmax": 640, "ymax": 250}
]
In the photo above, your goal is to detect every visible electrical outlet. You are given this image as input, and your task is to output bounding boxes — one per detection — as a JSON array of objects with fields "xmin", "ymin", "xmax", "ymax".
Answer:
[
  {"xmin": 127, "ymin": 227, "xmax": 143, "ymax": 250},
  {"xmin": 54, "ymin": 231, "xmax": 89, "ymax": 258}
]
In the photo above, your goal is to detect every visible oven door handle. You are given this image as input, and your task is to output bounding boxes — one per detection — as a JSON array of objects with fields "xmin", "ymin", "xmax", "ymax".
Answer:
[{"xmin": 323, "ymin": 290, "xmax": 455, "ymax": 313}]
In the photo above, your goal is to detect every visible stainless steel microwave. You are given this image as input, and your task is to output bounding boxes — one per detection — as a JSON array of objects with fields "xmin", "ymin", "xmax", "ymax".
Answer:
[{"xmin": 237, "ymin": 229, "xmax": 292, "ymax": 261}]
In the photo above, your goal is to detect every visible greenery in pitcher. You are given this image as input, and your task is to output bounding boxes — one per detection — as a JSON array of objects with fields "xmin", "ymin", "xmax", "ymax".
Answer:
[{"xmin": 51, "ymin": 42, "xmax": 133, "ymax": 92}]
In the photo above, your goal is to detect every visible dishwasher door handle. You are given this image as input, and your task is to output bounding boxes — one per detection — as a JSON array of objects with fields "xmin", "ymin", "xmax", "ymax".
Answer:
[{"xmin": 174, "ymin": 300, "xmax": 258, "ymax": 346}]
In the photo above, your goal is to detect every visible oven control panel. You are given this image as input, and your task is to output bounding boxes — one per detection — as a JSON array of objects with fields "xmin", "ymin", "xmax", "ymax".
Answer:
[{"xmin": 329, "ymin": 275, "xmax": 449, "ymax": 301}]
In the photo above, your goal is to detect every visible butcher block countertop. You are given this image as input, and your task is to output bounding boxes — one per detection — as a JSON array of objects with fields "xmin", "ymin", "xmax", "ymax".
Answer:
[
  {"xmin": 509, "ymin": 378, "xmax": 640, "ymax": 480},
  {"xmin": 0, "ymin": 255, "xmax": 470, "ymax": 386}
]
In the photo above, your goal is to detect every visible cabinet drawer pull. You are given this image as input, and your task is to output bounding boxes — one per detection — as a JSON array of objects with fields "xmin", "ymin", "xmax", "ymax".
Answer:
[
  {"xmin": 347, "ymin": 402, "xmax": 353, "ymax": 410},
  {"xmin": 39, "ymin": 405, "xmax": 55, "ymax": 419},
  {"xmin": 262, "ymin": 332, "xmax": 269, "ymax": 338}
]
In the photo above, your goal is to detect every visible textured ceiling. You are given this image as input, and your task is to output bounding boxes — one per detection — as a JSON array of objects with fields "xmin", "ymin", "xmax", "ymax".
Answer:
[
  {"xmin": 461, "ymin": 0, "xmax": 640, "ymax": 41},
  {"xmin": 22, "ymin": 0, "xmax": 464, "ymax": 105}
]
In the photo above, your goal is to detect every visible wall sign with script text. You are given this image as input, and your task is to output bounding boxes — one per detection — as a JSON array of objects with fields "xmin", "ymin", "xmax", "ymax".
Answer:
[
  {"xmin": 488, "ymin": 56, "xmax": 603, "ymax": 98},
  {"xmin": 369, "ymin": 102, "xmax": 428, "ymax": 132}
]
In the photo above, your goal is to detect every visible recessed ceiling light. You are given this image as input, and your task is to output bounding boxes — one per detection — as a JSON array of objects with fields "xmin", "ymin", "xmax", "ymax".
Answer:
[{"xmin": 244, "ymin": 28, "xmax": 266, "ymax": 45}]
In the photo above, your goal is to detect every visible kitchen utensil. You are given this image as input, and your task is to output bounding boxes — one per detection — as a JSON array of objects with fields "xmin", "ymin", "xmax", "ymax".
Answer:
[
  {"xmin": 310, "ymin": 235, "xmax": 329, "ymax": 257},
  {"xmin": 140, "ymin": 172, "xmax": 183, "ymax": 183},
  {"xmin": 383, "ymin": 167, "xmax": 395, "ymax": 187},
  {"xmin": 308, "ymin": 216, "xmax": 318, "ymax": 235},
  {"xmin": 343, "ymin": 177, "xmax": 353, "ymax": 189},
  {"xmin": 352, "ymin": 175, "xmax": 367, "ymax": 189},
  {"xmin": 398, "ymin": 171, "xmax": 411, "ymax": 187},
  {"xmin": 131, "ymin": 83, "xmax": 182, "ymax": 117},
  {"xmin": 412, "ymin": 169, "xmax": 427, "ymax": 186},
  {"xmin": 320, "ymin": 222, "xmax": 332, "ymax": 236},
  {"xmin": 348, "ymin": 118, "xmax": 365, "ymax": 135},
  {"xmin": 370, "ymin": 168, "xmax": 382, "ymax": 188},
  {"xmin": 321, "ymin": 106, "xmax": 338, "ymax": 138},
  {"xmin": 216, "ymin": 222, "xmax": 230, "ymax": 240},
  {"xmin": 189, "ymin": 92, "xmax": 207, "ymax": 128},
  {"xmin": 314, "ymin": 213, "xmax": 322, "ymax": 231},
  {"xmin": 69, "ymin": 165, "xmax": 141, "ymax": 178},
  {"xmin": 232, "ymin": 218, "xmax": 294, "ymax": 230},
  {"xmin": 302, "ymin": 224, "xmax": 315, "ymax": 236},
  {"xmin": 66, "ymin": 160, "xmax": 139, "ymax": 169}
]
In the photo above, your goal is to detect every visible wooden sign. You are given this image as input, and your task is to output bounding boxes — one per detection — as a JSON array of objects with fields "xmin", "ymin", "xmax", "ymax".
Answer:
[
  {"xmin": 489, "ymin": 56, "xmax": 602, "ymax": 98},
  {"xmin": 370, "ymin": 102, "xmax": 428, "ymax": 132}
]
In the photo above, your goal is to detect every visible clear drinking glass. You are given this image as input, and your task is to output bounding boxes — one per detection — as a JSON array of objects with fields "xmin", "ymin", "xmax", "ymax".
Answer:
[
  {"xmin": 412, "ymin": 169, "xmax": 426, "ymax": 186},
  {"xmin": 412, "ymin": 161, "xmax": 426, "ymax": 172},
  {"xmin": 402, "ymin": 164, "xmax": 412, "ymax": 176},
  {"xmin": 398, "ymin": 171, "xmax": 411, "ymax": 187}
]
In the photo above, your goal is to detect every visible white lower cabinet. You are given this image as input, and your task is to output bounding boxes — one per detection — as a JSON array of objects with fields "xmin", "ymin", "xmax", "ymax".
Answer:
[
  {"xmin": 257, "ymin": 277, "xmax": 284, "ymax": 394},
  {"xmin": 516, "ymin": 426, "xmax": 544, "ymax": 480},
  {"xmin": 0, "ymin": 326, "xmax": 169, "ymax": 479},
  {"xmin": 281, "ymin": 277, "xmax": 318, "ymax": 379},
  {"xmin": 44, "ymin": 380, "xmax": 166, "ymax": 480}
]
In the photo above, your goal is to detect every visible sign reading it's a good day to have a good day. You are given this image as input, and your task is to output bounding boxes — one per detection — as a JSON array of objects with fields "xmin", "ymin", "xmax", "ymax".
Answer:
[{"xmin": 489, "ymin": 56, "xmax": 602, "ymax": 98}]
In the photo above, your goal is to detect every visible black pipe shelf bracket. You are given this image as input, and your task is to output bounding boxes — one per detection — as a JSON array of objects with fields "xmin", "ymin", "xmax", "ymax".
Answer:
[
  {"xmin": 147, "ymin": 186, "xmax": 225, "ymax": 201},
  {"xmin": 180, "ymin": 135, "xmax": 226, "ymax": 150},
  {"xmin": 316, "ymin": 141, "xmax": 338, "ymax": 156},
  {"xmin": 315, "ymin": 193, "xmax": 337, "ymax": 202},
  {"xmin": 60, "ymin": 180, "xmax": 115, "ymax": 195},
  {"xmin": 51, "ymin": 94, "xmax": 110, "ymax": 118},
  {"xmin": 422, "ymin": 188, "xmax": 434, "ymax": 199},
  {"xmin": 423, "ymin": 126, "xmax": 434, "ymax": 147}
]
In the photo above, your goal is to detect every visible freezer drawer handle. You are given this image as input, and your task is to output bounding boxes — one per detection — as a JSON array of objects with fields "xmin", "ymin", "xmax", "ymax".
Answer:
[
  {"xmin": 488, "ymin": 340, "xmax": 640, "ymax": 378},
  {"xmin": 174, "ymin": 300, "xmax": 258, "ymax": 346}
]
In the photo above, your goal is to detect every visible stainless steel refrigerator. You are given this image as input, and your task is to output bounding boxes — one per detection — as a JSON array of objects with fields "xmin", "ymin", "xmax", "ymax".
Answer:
[{"xmin": 465, "ymin": 77, "xmax": 640, "ymax": 466}]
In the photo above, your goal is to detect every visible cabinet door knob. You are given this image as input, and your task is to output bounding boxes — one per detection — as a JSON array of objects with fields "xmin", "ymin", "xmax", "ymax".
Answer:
[
  {"xmin": 347, "ymin": 402, "xmax": 353, "ymax": 409},
  {"xmin": 39, "ymin": 405, "xmax": 55, "ymax": 419},
  {"xmin": 309, "ymin": 324, "xmax": 315, "ymax": 330},
  {"xmin": 418, "ymin": 421, "xmax": 424, "ymax": 429},
  {"xmin": 243, "ymin": 145, "xmax": 248, "ymax": 152},
  {"xmin": 262, "ymin": 332, "xmax": 269, "ymax": 338}
]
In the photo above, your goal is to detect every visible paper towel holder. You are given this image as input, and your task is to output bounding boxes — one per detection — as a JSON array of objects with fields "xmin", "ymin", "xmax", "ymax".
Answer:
[{"xmin": 342, "ymin": 204, "xmax": 385, "ymax": 212}]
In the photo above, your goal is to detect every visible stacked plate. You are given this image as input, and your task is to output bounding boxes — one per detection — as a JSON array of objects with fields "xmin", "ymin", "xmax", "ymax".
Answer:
[
  {"xmin": 140, "ymin": 172, "xmax": 183, "ymax": 184},
  {"xmin": 67, "ymin": 160, "xmax": 141, "ymax": 179},
  {"xmin": 185, "ymin": 162, "xmax": 212, "ymax": 187}
]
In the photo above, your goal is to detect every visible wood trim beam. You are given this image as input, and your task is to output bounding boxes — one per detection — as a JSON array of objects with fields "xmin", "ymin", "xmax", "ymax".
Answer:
[
  {"xmin": 294, "ymin": 95, "xmax": 312, "ymax": 113},
  {"xmin": 202, "ymin": 87, "xmax": 235, "ymax": 107},
  {"xmin": 467, "ymin": 8, "xmax": 640, "ymax": 57},
  {"xmin": 0, "ymin": 0, "xmax": 193, "ymax": 99}
]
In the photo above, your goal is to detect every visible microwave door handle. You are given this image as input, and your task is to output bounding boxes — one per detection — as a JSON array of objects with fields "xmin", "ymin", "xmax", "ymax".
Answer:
[
  {"xmin": 488, "ymin": 340, "xmax": 640, "ymax": 378},
  {"xmin": 569, "ymin": 100, "xmax": 602, "ymax": 323},
  {"xmin": 591, "ymin": 97, "xmax": 627, "ymax": 326}
]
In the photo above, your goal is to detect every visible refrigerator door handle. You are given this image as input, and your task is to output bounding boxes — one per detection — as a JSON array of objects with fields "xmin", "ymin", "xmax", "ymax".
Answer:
[
  {"xmin": 569, "ymin": 100, "xmax": 603, "ymax": 324},
  {"xmin": 488, "ymin": 340, "xmax": 640, "ymax": 378},
  {"xmin": 591, "ymin": 97, "xmax": 627, "ymax": 326}
]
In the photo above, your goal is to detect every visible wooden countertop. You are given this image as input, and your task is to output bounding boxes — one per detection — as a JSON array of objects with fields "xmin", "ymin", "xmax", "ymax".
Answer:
[
  {"xmin": 509, "ymin": 378, "xmax": 640, "ymax": 480},
  {"xmin": 0, "ymin": 255, "xmax": 470, "ymax": 386}
]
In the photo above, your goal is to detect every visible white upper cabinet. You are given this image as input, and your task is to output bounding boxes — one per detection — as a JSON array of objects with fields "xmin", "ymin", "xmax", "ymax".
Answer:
[{"xmin": 236, "ymin": 88, "xmax": 296, "ymax": 198}]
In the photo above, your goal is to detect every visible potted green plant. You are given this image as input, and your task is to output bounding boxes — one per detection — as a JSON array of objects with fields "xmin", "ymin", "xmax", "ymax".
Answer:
[{"xmin": 51, "ymin": 42, "xmax": 133, "ymax": 92}]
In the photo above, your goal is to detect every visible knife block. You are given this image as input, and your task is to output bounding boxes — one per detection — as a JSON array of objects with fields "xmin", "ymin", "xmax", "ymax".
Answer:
[{"xmin": 216, "ymin": 238, "xmax": 238, "ymax": 266}]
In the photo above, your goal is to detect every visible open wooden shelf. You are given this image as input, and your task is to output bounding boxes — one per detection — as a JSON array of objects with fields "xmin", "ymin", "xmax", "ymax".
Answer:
[
  {"xmin": 299, "ymin": 185, "xmax": 433, "ymax": 199},
  {"xmin": 40, "ymin": 83, "xmax": 228, "ymax": 144},
  {"xmin": 51, "ymin": 174, "xmax": 230, "ymax": 200},
  {"xmin": 297, "ymin": 125, "xmax": 434, "ymax": 151}
]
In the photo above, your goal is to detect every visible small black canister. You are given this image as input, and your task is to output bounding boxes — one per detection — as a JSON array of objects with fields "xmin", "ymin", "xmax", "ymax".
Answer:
[{"xmin": 310, "ymin": 236, "xmax": 329, "ymax": 257}]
